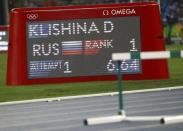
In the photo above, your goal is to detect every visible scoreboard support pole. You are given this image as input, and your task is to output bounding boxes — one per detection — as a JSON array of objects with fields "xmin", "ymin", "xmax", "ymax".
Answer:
[{"xmin": 84, "ymin": 50, "xmax": 183, "ymax": 126}]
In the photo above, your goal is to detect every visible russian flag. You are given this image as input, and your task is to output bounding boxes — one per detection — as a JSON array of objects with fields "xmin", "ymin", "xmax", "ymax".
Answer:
[{"xmin": 62, "ymin": 41, "xmax": 83, "ymax": 55}]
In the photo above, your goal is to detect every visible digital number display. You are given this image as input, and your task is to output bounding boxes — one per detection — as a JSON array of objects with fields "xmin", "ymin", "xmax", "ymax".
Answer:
[
  {"xmin": 27, "ymin": 16, "xmax": 141, "ymax": 79},
  {"xmin": 0, "ymin": 31, "xmax": 8, "ymax": 51}
]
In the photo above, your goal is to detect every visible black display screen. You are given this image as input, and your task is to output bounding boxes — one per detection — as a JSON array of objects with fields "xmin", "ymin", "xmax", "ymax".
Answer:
[
  {"xmin": 0, "ymin": 31, "xmax": 8, "ymax": 51},
  {"xmin": 27, "ymin": 16, "xmax": 141, "ymax": 79}
]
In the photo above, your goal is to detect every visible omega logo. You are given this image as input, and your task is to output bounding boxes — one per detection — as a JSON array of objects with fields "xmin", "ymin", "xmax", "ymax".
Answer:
[
  {"xmin": 103, "ymin": 8, "xmax": 136, "ymax": 16},
  {"xmin": 103, "ymin": 10, "xmax": 109, "ymax": 16}
]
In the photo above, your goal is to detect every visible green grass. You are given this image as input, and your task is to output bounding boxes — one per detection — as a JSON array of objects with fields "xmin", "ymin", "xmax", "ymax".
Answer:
[
  {"xmin": 0, "ymin": 45, "xmax": 183, "ymax": 102},
  {"xmin": 166, "ymin": 44, "xmax": 183, "ymax": 51}
]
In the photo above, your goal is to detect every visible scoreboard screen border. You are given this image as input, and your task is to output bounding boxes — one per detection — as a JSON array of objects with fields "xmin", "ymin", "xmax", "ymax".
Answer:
[{"xmin": 7, "ymin": 2, "xmax": 169, "ymax": 85}]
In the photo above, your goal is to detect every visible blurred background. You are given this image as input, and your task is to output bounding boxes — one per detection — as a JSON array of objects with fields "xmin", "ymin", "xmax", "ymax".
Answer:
[{"xmin": 0, "ymin": 0, "xmax": 183, "ymax": 45}]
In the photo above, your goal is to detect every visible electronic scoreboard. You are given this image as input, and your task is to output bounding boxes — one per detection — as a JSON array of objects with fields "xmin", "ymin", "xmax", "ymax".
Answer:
[
  {"xmin": 7, "ymin": 2, "xmax": 169, "ymax": 85},
  {"xmin": 27, "ymin": 17, "xmax": 141, "ymax": 78},
  {"xmin": 0, "ymin": 26, "xmax": 8, "ymax": 52}
]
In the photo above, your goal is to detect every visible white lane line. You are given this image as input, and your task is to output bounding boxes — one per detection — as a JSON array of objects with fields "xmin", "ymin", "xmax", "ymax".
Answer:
[
  {"xmin": 0, "ymin": 102, "xmax": 117, "ymax": 120},
  {"xmin": 0, "ymin": 106, "xmax": 116, "ymax": 122},
  {"xmin": 0, "ymin": 86, "xmax": 183, "ymax": 106},
  {"xmin": 1, "ymin": 88, "xmax": 183, "ymax": 113},
  {"xmin": 1, "ymin": 86, "xmax": 183, "ymax": 110},
  {"xmin": 126, "ymin": 100, "xmax": 183, "ymax": 109},
  {"xmin": 0, "ymin": 116, "xmax": 82, "ymax": 129},
  {"xmin": 129, "ymin": 105, "xmax": 183, "ymax": 115},
  {"xmin": 125, "ymin": 89, "xmax": 183, "ymax": 99},
  {"xmin": 0, "ymin": 123, "xmax": 82, "ymax": 131},
  {"xmin": 1, "ymin": 98, "xmax": 183, "ymax": 124},
  {"xmin": 0, "ymin": 103, "xmax": 183, "ymax": 129},
  {"xmin": 0, "ymin": 94, "xmax": 182, "ymax": 121},
  {"xmin": 1, "ymin": 94, "xmax": 183, "ymax": 119},
  {"xmin": 126, "ymin": 95, "xmax": 183, "ymax": 107},
  {"xmin": 102, "ymin": 124, "xmax": 163, "ymax": 131},
  {"xmin": 29, "ymin": 124, "xmax": 82, "ymax": 131},
  {"xmin": 1, "ymin": 92, "xmax": 182, "ymax": 117}
]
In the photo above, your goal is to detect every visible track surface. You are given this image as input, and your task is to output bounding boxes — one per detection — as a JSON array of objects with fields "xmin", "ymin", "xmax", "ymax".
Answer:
[{"xmin": 0, "ymin": 88, "xmax": 183, "ymax": 131}]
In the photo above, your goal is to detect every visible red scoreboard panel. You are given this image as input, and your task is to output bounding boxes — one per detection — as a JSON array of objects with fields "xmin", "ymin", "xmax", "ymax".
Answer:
[{"xmin": 7, "ymin": 2, "xmax": 169, "ymax": 85}]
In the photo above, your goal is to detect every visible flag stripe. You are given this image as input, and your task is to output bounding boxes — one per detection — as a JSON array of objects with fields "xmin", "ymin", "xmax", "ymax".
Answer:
[{"xmin": 62, "ymin": 41, "xmax": 83, "ymax": 55}]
